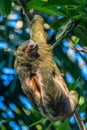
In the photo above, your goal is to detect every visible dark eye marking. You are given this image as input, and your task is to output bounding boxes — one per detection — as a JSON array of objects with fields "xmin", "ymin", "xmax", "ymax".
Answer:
[{"xmin": 52, "ymin": 70, "xmax": 55, "ymax": 77}]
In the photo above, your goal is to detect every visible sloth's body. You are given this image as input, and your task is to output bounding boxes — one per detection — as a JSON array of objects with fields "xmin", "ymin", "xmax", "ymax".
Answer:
[{"xmin": 14, "ymin": 15, "xmax": 78, "ymax": 121}]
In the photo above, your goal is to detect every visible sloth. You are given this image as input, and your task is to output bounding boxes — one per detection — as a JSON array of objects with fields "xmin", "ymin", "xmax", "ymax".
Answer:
[{"xmin": 14, "ymin": 15, "xmax": 78, "ymax": 121}]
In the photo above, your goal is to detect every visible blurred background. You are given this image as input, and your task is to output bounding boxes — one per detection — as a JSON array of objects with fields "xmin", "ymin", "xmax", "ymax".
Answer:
[{"xmin": 0, "ymin": 1, "xmax": 87, "ymax": 130}]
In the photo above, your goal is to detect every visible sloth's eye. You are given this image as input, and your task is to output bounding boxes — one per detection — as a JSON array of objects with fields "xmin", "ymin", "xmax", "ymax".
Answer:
[
  {"xmin": 30, "ymin": 45, "xmax": 34, "ymax": 48},
  {"xmin": 52, "ymin": 70, "xmax": 55, "ymax": 77}
]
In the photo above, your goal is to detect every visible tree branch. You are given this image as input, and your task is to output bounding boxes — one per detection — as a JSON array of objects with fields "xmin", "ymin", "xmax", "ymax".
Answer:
[
  {"xmin": 74, "ymin": 109, "xmax": 86, "ymax": 130},
  {"xmin": 71, "ymin": 45, "xmax": 87, "ymax": 53},
  {"xmin": 17, "ymin": 0, "xmax": 32, "ymax": 27}
]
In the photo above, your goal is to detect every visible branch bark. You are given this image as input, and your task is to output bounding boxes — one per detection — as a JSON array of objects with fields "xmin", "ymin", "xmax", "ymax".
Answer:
[
  {"xmin": 74, "ymin": 109, "xmax": 86, "ymax": 130},
  {"xmin": 17, "ymin": 0, "xmax": 32, "ymax": 27}
]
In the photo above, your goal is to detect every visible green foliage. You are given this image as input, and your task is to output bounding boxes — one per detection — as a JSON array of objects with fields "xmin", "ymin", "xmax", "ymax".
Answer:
[
  {"xmin": 43, "ymin": 0, "xmax": 77, "ymax": 6},
  {"xmin": 27, "ymin": 0, "xmax": 87, "ymax": 46},
  {"xmin": 75, "ymin": 0, "xmax": 87, "ymax": 5},
  {"xmin": 79, "ymin": 96, "xmax": 85, "ymax": 106},
  {"xmin": 0, "ymin": 0, "xmax": 11, "ymax": 16},
  {"xmin": 29, "ymin": 118, "xmax": 45, "ymax": 127},
  {"xmin": 69, "ymin": 77, "xmax": 80, "ymax": 90},
  {"xmin": 55, "ymin": 19, "xmax": 72, "ymax": 40},
  {"xmin": 57, "ymin": 120, "xmax": 69, "ymax": 130},
  {"xmin": 27, "ymin": 0, "xmax": 64, "ymax": 16},
  {"xmin": 54, "ymin": 120, "xmax": 69, "ymax": 130},
  {"xmin": 74, "ymin": 26, "xmax": 87, "ymax": 46},
  {"xmin": 51, "ymin": 17, "xmax": 69, "ymax": 30},
  {"xmin": 73, "ymin": 37, "xmax": 80, "ymax": 45},
  {"xmin": 27, "ymin": 0, "xmax": 87, "ymax": 17}
]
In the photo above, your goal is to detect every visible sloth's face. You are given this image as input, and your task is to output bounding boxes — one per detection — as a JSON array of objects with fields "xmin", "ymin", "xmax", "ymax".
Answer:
[{"xmin": 24, "ymin": 40, "xmax": 38, "ymax": 60}]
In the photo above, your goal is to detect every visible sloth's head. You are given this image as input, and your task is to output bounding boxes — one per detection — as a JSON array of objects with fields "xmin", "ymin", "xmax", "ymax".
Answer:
[{"xmin": 24, "ymin": 39, "xmax": 38, "ymax": 60}]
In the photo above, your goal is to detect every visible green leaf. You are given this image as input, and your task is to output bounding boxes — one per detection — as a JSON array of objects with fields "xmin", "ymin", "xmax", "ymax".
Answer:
[
  {"xmin": 81, "ymin": 16, "xmax": 87, "ymax": 22},
  {"xmin": 51, "ymin": 17, "xmax": 68, "ymax": 30},
  {"xmin": 74, "ymin": 26, "xmax": 87, "ymax": 46},
  {"xmin": 75, "ymin": 0, "xmax": 87, "ymax": 5},
  {"xmin": 69, "ymin": 77, "xmax": 80, "ymax": 90},
  {"xmin": 55, "ymin": 19, "xmax": 73, "ymax": 40},
  {"xmin": 79, "ymin": 96, "xmax": 85, "ymax": 106},
  {"xmin": 45, "ymin": 122, "xmax": 54, "ymax": 130},
  {"xmin": 73, "ymin": 37, "xmax": 80, "ymax": 44},
  {"xmin": 27, "ymin": 0, "xmax": 65, "ymax": 16},
  {"xmin": 44, "ymin": 0, "xmax": 77, "ymax": 6},
  {"xmin": 72, "ymin": 11, "xmax": 86, "ymax": 19},
  {"xmin": 0, "ymin": 0, "xmax": 11, "ymax": 16},
  {"xmin": 29, "ymin": 118, "xmax": 45, "ymax": 127},
  {"xmin": 58, "ymin": 120, "xmax": 69, "ymax": 130}
]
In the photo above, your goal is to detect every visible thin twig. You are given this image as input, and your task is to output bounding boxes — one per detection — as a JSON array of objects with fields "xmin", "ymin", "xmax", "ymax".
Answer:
[
  {"xmin": 17, "ymin": 0, "xmax": 32, "ymax": 27},
  {"xmin": 70, "ymin": 37, "xmax": 87, "ymax": 53},
  {"xmin": 72, "ymin": 46, "xmax": 87, "ymax": 53},
  {"xmin": 74, "ymin": 109, "xmax": 86, "ymax": 130}
]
